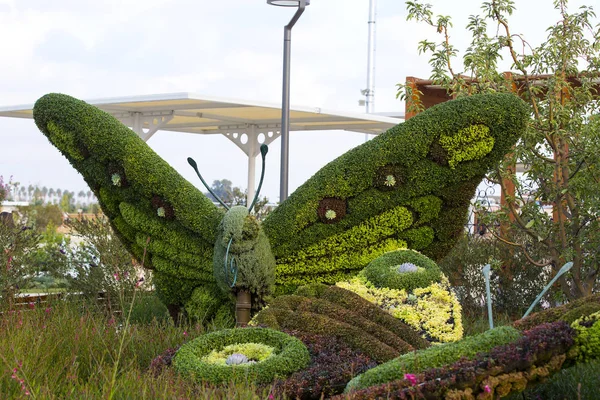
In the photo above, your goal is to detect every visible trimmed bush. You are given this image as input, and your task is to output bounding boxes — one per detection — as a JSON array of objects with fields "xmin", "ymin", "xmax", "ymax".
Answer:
[
  {"xmin": 360, "ymin": 249, "xmax": 442, "ymax": 292},
  {"xmin": 251, "ymin": 295, "xmax": 412, "ymax": 363},
  {"xmin": 337, "ymin": 275, "xmax": 463, "ymax": 343},
  {"xmin": 295, "ymin": 283, "xmax": 431, "ymax": 350},
  {"xmin": 173, "ymin": 327, "xmax": 309, "ymax": 385},
  {"xmin": 342, "ymin": 322, "xmax": 576, "ymax": 400},
  {"xmin": 33, "ymin": 93, "xmax": 528, "ymax": 318},
  {"xmin": 274, "ymin": 331, "xmax": 377, "ymax": 399},
  {"xmin": 264, "ymin": 93, "xmax": 528, "ymax": 290},
  {"xmin": 346, "ymin": 325, "xmax": 522, "ymax": 391},
  {"xmin": 513, "ymin": 293, "xmax": 600, "ymax": 331}
]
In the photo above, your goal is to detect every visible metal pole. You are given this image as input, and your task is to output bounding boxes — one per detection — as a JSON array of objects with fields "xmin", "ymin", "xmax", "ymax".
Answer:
[
  {"xmin": 366, "ymin": 0, "xmax": 376, "ymax": 114},
  {"xmin": 279, "ymin": 1, "xmax": 306, "ymax": 203},
  {"xmin": 364, "ymin": 0, "xmax": 377, "ymax": 143}
]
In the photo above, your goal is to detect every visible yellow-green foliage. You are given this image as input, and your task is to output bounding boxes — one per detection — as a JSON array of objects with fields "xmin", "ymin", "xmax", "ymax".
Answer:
[
  {"xmin": 173, "ymin": 327, "xmax": 309, "ymax": 385},
  {"xmin": 439, "ymin": 124, "xmax": 495, "ymax": 168},
  {"xmin": 201, "ymin": 343, "xmax": 275, "ymax": 366},
  {"xmin": 571, "ymin": 311, "xmax": 600, "ymax": 361},
  {"xmin": 338, "ymin": 275, "xmax": 463, "ymax": 343}
]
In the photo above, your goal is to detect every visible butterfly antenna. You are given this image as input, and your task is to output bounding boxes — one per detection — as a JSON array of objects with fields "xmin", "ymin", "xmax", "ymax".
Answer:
[
  {"xmin": 187, "ymin": 157, "xmax": 230, "ymax": 210},
  {"xmin": 249, "ymin": 144, "xmax": 268, "ymax": 212}
]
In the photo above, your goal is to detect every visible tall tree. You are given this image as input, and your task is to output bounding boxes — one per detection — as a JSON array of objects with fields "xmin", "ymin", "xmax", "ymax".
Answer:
[{"xmin": 400, "ymin": 0, "xmax": 600, "ymax": 299}]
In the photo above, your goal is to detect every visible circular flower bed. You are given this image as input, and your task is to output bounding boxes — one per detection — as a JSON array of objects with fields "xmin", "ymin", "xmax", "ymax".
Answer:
[
  {"xmin": 360, "ymin": 249, "xmax": 442, "ymax": 292},
  {"xmin": 173, "ymin": 327, "xmax": 310, "ymax": 385}
]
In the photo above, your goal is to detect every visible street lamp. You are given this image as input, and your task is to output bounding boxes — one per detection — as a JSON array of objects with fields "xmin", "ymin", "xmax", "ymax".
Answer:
[{"xmin": 267, "ymin": 0, "xmax": 310, "ymax": 202}]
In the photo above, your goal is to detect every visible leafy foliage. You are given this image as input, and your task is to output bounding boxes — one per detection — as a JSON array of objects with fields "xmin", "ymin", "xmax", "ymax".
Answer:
[
  {"xmin": 264, "ymin": 93, "xmax": 528, "ymax": 291},
  {"xmin": 399, "ymin": 0, "xmax": 600, "ymax": 299},
  {"xmin": 514, "ymin": 293, "xmax": 600, "ymax": 331},
  {"xmin": 343, "ymin": 321, "xmax": 576, "ymax": 399},
  {"xmin": 346, "ymin": 325, "xmax": 521, "ymax": 391},
  {"xmin": 439, "ymin": 233, "xmax": 550, "ymax": 317},
  {"xmin": 338, "ymin": 275, "xmax": 463, "ymax": 343},
  {"xmin": 173, "ymin": 327, "xmax": 309, "ymax": 385},
  {"xmin": 274, "ymin": 331, "xmax": 377, "ymax": 400},
  {"xmin": 360, "ymin": 249, "xmax": 441, "ymax": 292}
]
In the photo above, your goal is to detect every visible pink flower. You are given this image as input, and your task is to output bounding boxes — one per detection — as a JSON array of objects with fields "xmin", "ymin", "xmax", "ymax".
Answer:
[
  {"xmin": 113, "ymin": 273, "xmax": 120, "ymax": 281},
  {"xmin": 183, "ymin": 331, "xmax": 188, "ymax": 337},
  {"xmin": 404, "ymin": 373, "xmax": 417, "ymax": 386},
  {"xmin": 484, "ymin": 385, "xmax": 491, "ymax": 393}
]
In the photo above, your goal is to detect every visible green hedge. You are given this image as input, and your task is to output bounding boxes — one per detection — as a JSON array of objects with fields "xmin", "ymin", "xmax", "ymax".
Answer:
[
  {"xmin": 346, "ymin": 325, "xmax": 522, "ymax": 391},
  {"xmin": 33, "ymin": 93, "xmax": 224, "ymax": 311},
  {"xmin": 295, "ymin": 284, "xmax": 431, "ymax": 350},
  {"xmin": 360, "ymin": 249, "xmax": 442, "ymax": 292},
  {"xmin": 513, "ymin": 293, "xmax": 600, "ymax": 331},
  {"xmin": 251, "ymin": 287, "xmax": 428, "ymax": 363},
  {"xmin": 264, "ymin": 93, "xmax": 528, "ymax": 288},
  {"xmin": 33, "ymin": 93, "xmax": 528, "ymax": 318},
  {"xmin": 173, "ymin": 327, "xmax": 309, "ymax": 384}
]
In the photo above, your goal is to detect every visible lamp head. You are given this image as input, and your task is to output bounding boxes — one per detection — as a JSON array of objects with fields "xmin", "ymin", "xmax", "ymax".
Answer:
[{"xmin": 267, "ymin": 0, "xmax": 310, "ymax": 6}]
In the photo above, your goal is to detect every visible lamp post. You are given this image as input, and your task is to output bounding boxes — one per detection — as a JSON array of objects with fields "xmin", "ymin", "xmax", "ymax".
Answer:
[{"xmin": 267, "ymin": 0, "xmax": 310, "ymax": 202}]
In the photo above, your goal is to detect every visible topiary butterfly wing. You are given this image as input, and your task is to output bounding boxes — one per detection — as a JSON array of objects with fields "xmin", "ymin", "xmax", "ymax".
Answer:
[
  {"xmin": 262, "ymin": 93, "xmax": 529, "ymax": 293},
  {"xmin": 33, "ymin": 93, "xmax": 225, "ymax": 306}
]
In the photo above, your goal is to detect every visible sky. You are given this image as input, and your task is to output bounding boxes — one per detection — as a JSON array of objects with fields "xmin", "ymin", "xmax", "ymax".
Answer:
[{"xmin": 0, "ymin": 0, "xmax": 590, "ymax": 203}]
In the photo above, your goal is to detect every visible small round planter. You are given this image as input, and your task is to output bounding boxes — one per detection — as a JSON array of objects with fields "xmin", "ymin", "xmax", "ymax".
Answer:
[{"xmin": 173, "ymin": 327, "xmax": 310, "ymax": 385}]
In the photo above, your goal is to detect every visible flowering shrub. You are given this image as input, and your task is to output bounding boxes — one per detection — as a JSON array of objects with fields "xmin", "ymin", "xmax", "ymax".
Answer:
[
  {"xmin": 273, "ymin": 331, "xmax": 377, "ymax": 399},
  {"xmin": 337, "ymin": 275, "xmax": 463, "ymax": 343}
]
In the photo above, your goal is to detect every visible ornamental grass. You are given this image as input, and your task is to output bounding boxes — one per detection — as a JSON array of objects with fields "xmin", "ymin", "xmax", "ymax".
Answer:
[{"xmin": 0, "ymin": 297, "xmax": 275, "ymax": 399}]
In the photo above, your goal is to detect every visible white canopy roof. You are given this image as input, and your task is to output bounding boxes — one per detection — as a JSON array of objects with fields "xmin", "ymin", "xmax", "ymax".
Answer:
[{"xmin": 0, "ymin": 92, "xmax": 403, "ymax": 203}]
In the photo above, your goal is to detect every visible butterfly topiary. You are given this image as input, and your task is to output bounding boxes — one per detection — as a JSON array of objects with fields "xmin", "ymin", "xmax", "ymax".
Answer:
[{"xmin": 32, "ymin": 92, "xmax": 528, "ymax": 320}]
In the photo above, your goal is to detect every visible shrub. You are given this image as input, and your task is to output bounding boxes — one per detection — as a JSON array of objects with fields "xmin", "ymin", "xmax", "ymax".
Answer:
[
  {"xmin": 511, "ymin": 359, "xmax": 600, "ymax": 400},
  {"xmin": 337, "ymin": 275, "xmax": 463, "ymax": 343},
  {"xmin": 263, "ymin": 94, "xmax": 528, "ymax": 292},
  {"xmin": 342, "ymin": 321, "xmax": 576, "ymax": 400},
  {"xmin": 360, "ymin": 249, "xmax": 441, "ymax": 292},
  {"xmin": 346, "ymin": 325, "xmax": 522, "ymax": 391},
  {"xmin": 173, "ymin": 327, "xmax": 309, "ymax": 385},
  {"xmin": 274, "ymin": 331, "xmax": 377, "ymax": 399},
  {"xmin": 251, "ymin": 294, "xmax": 415, "ymax": 363},
  {"xmin": 438, "ymin": 233, "xmax": 551, "ymax": 318},
  {"xmin": 296, "ymin": 283, "xmax": 431, "ymax": 349},
  {"xmin": 513, "ymin": 293, "xmax": 600, "ymax": 331},
  {"xmin": 33, "ymin": 92, "xmax": 528, "ymax": 320},
  {"xmin": 571, "ymin": 311, "xmax": 600, "ymax": 362}
]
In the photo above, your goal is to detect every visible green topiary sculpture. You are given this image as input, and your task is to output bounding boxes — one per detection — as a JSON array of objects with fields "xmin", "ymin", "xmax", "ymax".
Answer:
[{"xmin": 32, "ymin": 92, "xmax": 528, "ymax": 319}]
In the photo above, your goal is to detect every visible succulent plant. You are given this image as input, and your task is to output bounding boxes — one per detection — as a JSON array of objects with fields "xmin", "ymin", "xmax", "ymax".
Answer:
[{"xmin": 225, "ymin": 353, "xmax": 249, "ymax": 365}]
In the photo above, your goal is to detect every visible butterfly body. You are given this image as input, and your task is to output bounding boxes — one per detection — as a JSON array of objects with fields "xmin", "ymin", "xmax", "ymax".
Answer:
[
  {"xmin": 212, "ymin": 205, "xmax": 275, "ymax": 305},
  {"xmin": 33, "ymin": 92, "xmax": 529, "ymax": 318}
]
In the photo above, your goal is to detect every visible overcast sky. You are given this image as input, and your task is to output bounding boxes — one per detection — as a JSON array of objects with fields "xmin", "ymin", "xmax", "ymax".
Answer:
[{"xmin": 0, "ymin": 0, "xmax": 589, "ymax": 203}]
